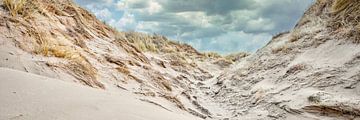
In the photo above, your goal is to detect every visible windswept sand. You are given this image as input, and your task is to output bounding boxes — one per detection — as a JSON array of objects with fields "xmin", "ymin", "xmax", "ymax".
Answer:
[{"xmin": 0, "ymin": 68, "xmax": 200, "ymax": 120}]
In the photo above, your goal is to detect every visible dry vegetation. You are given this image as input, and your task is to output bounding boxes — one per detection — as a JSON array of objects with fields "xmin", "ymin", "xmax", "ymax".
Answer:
[
  {"xmin": 204, "ymin": 52, "xmax": 222, "ymax": 58},
  {"xmin": 162, "ymin": 94, "xmax": 186, "ymax": 110},
  {"xmin": 330, "ymin": 0, "xmax": 360, "ymax": 43},
  {"xmin": 289, "ymin": 29, "xmax": 304, "ymax": 42},
  {"xmin": 224, "ymin": 52, "xmax": 250, "ymax": 62},
  {"xmin": 286, "ymin": 64, "xmax": 306, "ymax": 75},
  {"xmin": 272, "ymin": 45, "xmax": 292, "ymax": 54},
  {"xmin": 3, "ymin": 0, "xmax": 27, "ymax": 17},
  {"xmin": 2, "ymin": 0, "xmax": 105, "ymax": 88},
  {"xmin": 124, "ymin": 32, "xmax": 159, "ymax": 52}
]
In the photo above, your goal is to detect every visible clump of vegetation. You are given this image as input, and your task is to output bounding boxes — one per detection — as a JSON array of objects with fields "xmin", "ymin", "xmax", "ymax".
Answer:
[
  {"xmin": 330, "ymin": 0, "xmax": 360, "ymax": 43},
  {"xmin": 272, "ymin": 45, "xmax": 292, "ymax": 54},
  {"xmin": 213, "ymin": 58, "xmax": 233, "ymax": 67},
  {"xmin": 3, "ymin": 0, "xmax": 38, "ymax": 19},
  {"xmin": 204, "ymin": 52, "xmax": 222, "ymax": 58},
  {"xmin": 331, "ymin": 0, "xmax": 352, "ymax": 14},
  {"xmin": 116, "ymin": 66, "xmax": 130, "ymax": 75},
  {"xmin": 162, "ymin": 94, "xmax": 186, "ymax": 110},
  {"xmin": 2, "ymin": 0, "xmax": 106, "ymax": 88},
  {"xmin": 224, "ymin": 52, "xmax": 250, "ymax": 62},
  {"xmin": 286, "ymin": 64, "xmax": 306, "ymax": 75},
  {"xmin": 289, "ymin": 29, "xmax": 305, "ymax": 42},
  {"xmin": 3, "ymin": 0, "xmax": 27, "ymax": 16},
  {"xmin": 308, "ymin": 95, "xmax": 321, "ymax": 103},
  {"xmin": 124, "ymin": 32, "xmax": 159, "ymax": 52}
]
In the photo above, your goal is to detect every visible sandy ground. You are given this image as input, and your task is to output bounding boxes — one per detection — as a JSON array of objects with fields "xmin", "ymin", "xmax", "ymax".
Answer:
[{"xmin": 0, "ymin": 67, "xmax": 200, "ymax": 120}]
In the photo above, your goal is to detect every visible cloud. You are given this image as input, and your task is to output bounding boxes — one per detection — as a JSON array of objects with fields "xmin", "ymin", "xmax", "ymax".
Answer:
[
  {"xmin": 187, "ymin": 31, "xmax": 272, "ymax": 54},
  {"xmin": 75, "ymin": 0, "xmax": 314, "ymax": 54},
  {"xmin": 109, "ymin": 13, "xmax": 137, "ymax": 31}
]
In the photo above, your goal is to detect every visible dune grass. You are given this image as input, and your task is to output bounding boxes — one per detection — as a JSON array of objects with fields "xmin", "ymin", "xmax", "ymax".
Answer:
[
  {"xmin": 330, "ymin": 0, "xmax": 360, "ymax": 43},
  {"xmin": 204, "ymin": 52, "xmax": 222, "ymax": 58},
  {"xmin": 2, "ymin": 0, "xmax": 104, "ymax": 88},
  {"xmin": 331, "ymin": 0, "xmax": 352, "ymax": 14},
  {"xmin": 3, "ymin": 0, "xmax": 27, "ymax": 17}
]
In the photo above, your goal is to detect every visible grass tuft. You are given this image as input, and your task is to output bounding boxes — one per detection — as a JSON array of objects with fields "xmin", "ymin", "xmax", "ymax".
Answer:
[
  {"xmin": 331, "ymin": 0, "xmax": 352, "ymax": 14},
  {"xmin": 330, "ymin": 0, "xmax": 360, "ymax": 43},
  {"xmin": 204, "ymin": 52, "xmax": 221, "ymax": 58},
  {"xmin": 224, "ymin": 52, "xmax": 250, "ymax": 62},
  {"xmin": 3, "ymin": 0, "xmax": 27, "ymax": 17},
  {"xmin": 272, "ymin": 45, "xmax": 291, "ymax": 54}
]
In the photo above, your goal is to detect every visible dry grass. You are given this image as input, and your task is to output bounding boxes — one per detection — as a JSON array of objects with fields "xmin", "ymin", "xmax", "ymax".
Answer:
[
  {"xmin": 289, "ymin": 30, "xmax": 304, "ymax": 42},
  {"xmin": 331, "ymin": 0, "xmax": 352, "ymax": 14},
  {"xmin": 272, "ymin": 45, "xmax": 291, "ymax": 54},
  {"xmin": 3, "ymin": 0, "xmax": 39, "ymax": 19},
  {"xmin": 66, "ymin": 60, "xmax": 103, "ymax": 88},
  {"xmin": 3, "ymin": 0, "xmax": 27, "ymax": 17},
  {"xmin": 330, "ymin": 0, "xmax": 360, "ymax": 43},
  {"xmin": 286, "ymin": 64, "xmax": 306, "ymax": 75},
  {"xmin": 48, "ymin": 43, "xmax": 101, "ymax": 88},
  {"xmin": 162, "ymin": 95, "xmax": 186, "ymax": 110},
  {"xmin": 1, "ymin": 0, "xmax": 131, "ymax": 89},
  {"xmin": 204, "ymin": 52, "xmax": 222, "ymax": 58},
  {"xmin": 224, "ymin": 52, "xmax": 250, "ymax": 62},
  {"xmin": 213, "ymin": 58, "xmax": 233, "ymax": 67},
  {"xmin": 128, "ymin": 75, "xmax": 143, "ymax": 83},
  {"xmin": 124, "ymin": 32, "xmax": 159, "ymax": 52},
  {"xmin": 2, "ymin": 0, "xmax": 105, "ymax": 88},
  {"xmin": 116, "ymin": 66, "xmax": 130, "ymax": 75}
]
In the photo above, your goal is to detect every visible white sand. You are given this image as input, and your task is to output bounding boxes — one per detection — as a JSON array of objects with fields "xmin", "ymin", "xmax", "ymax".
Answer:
[{"xmin": 0, "ymin": 68, "xmax": 200, "ymax": 120}]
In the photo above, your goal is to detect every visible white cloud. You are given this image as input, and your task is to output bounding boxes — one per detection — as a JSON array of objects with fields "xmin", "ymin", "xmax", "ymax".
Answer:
[
  {"xmin": 176, "ymin": 12, "xmax": 212, "ymax": 27},
  {"xmin": 93, "ymin": 8, "xmax": 113, "ymax": 21},
  {"xmin": 75, "ymin": 0, "xmax": 314, "ymax": 54},
  {"xmin": 184, "ymin": 31, "xmax": 272, "ymax": 54},
  {"xmin": 116, "ymin": 0, "xmax": 162, "ymax": 15},
  {"xmin": 109, "ymin": 12, "xmax": 137, "ymax": 31},
  {"xmin": 246, "ymin": 17, "xmax": 275, "ymax": 32}
]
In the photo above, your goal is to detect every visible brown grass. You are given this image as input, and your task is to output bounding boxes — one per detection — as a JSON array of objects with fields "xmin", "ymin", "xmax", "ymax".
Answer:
[
  {"xmin": 204, "ymin": 52, "xmax": 222, "ymax": 58},
  {"xmin": 286, "ymin": 64, "xmax": 306, "ymax": 75},
  {"xmin": 331, "ymin": 0, "xmax": 352, "ymax": 14},
  {"xmin": 224, "ymin": 52, "xmax": 250, "ymax": 62},
  {"xmin": 330, "ymin": 0, "xmax": 360, "ymax": 43},
  {"xmin": 66, "ymin": 60, "xmax": 103, "ymax": 88},
  {"xmin": 3, "ymin": 0, "xmax": 27, "ymax": 17},
  {"xmin": 289, "ymin": 30, "xmax": 304, "ymax": 42},
  {"xmin": 272, "ymin": 45, "xmax": 291, "ymax": 54},
  {"xmin": 1, "ymin": 0, "xmax": 131, "ymax": 90},
  {"xmin": 162, "ymin": 95, "xmax": 186, "ymax": 110},
  {"xmin": 213, "ymin": 58, "xmax": 233, "ymax": 67},
  {"xmin": 124, "ymin": 32, "xmax": 159, "ymax": 52},
  {"xmin": 116, "ymin": 66, "xmax": 130, "ymax": 75}
]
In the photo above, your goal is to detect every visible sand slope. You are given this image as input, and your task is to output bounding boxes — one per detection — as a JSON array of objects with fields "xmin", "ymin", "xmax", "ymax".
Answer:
[{"xmin": 0, "ymin": 68, "xmax": 199, "ymax": 120}]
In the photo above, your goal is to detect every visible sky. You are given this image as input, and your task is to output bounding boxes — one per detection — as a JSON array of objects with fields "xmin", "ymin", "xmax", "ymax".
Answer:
[{"xmin": 74, "ymin": 0, "xmax": 314, "ymax": 54}]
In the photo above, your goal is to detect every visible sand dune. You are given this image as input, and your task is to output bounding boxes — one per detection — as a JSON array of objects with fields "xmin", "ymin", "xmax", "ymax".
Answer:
[{"xmin": 0, "ymin": 68, "xmax": 200, "ymax": 120}]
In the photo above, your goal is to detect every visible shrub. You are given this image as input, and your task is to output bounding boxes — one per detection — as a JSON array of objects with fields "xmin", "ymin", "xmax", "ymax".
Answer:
[{"xmin": 308, "ymin": 95, "xmax": 321, "ymax": 103}]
